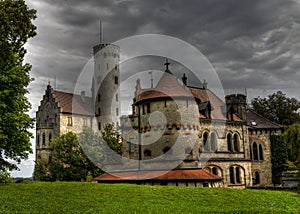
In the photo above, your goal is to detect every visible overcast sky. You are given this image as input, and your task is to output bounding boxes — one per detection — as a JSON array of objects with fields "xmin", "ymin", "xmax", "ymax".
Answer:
[{"xmin": 12, "ymin": 0, "xmax": 300, "ymax": 177}]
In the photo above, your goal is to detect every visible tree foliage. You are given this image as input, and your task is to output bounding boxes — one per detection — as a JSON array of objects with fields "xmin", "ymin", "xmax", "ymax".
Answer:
[
  {"xmin": 49, "ymin": 131, "xmax": 101, "ymax": 181},
  {"xmin": 283, "ymin": 123, "xmax": 300, "ymax": 168},
  {"xmin": 33, "ymin": 158, "xmax": 47, "ymax": 181},
  {"xmin": 270, "ymin": 135, "xmax": 288, "ymax": 184},
  {"xmin": 101, "ymin": 123, "xmax": 122, "ymax": 155},
  {"xmin": 251, "ymin": 91, "xmax": 300, "ymax": 125},
  {"xmin": 0, "ymin": 0, "xmax": 36, "ymax": 171}
]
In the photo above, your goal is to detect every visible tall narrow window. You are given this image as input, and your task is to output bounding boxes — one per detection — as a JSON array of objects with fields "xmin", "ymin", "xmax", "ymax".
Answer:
[
  {"xmin": 98, "ymin": 122, "xmax": 101, "ymax": 131},
  {"xmin": 98, "ymin": 108, "xmax": 101, "ymax": 116},
  {"xmin": 42, "ymin": 133, "xmax": 46, "ymax": 146},
  {"xmin": 142, "ymin": 104, "xmax": 146, "ymax": 115},
  {"xmin": 116, "ymin": 108, "xmax": 119, "ymax": 116},
  {"xmin": 49, "ymin": 133, "xmax": 52, "ymax": 143},
  {"xmin": 114, "ymin": 76, "xmax": 118, "ymax": 85},
  {"xmin": 203, "ymin": 132, "xmax": 209, "ymax": 151},
  {"xmin": 37, "ymin": 134, "xmax": 40, "ymax": 146},
  {"xmin": 253, "ymin": 142, "xmax": 258, "ymax": 160},
  {"xmin": 236, "ymin": 167, "xmax": 241, "ymax": 183},
  {"xmin": 227, "ymin": 134, "xmax": 232, "ymax": 152},
  {"xmin": 212, "ymin": 167, "xmax": 217, "ymax": 175},
  {"xmin": 233, "ymin": 134, "xmax": 239, "ymax": 152},
  {"xmin": 129, "ymin": 138, "xmax": 135, "ymax": 153},
  {"xmin": 98, "ymin": 94, "xmax": 101, "ymax": 102},
  {"xmin": 67, "ymin": 116, "xmax": 72, "ymax": 126},
  {"xmin": 210, "ymin": 132, "xmax": 217, "ymax": 151},
  {"xmin": 259, "ymin": 144, "xmax": 264, "ymax": 160},
  {"xmin": 229, "ymin": 167, "xmax": 235, "ymax": 184},
  {"xmin": 164, "ymin": 100, "xmax": 167, "ymax": 107},
  {"xmin": 254, "ymin": 171, "xmax": 260, "ymax": 185}
]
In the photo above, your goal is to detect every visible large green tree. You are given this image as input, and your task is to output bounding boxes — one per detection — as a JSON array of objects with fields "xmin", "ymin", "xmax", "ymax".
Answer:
[
  {"xmin": 0, "ymin": 0, "xmax": 36, "ymax": 171},
  {"xmin": 49, "ymin": 131, "xmax": 101, "ymax": 181},
  {"xmin": 251, "ymin": 91, "xmax": 300, "ymax": 125}
]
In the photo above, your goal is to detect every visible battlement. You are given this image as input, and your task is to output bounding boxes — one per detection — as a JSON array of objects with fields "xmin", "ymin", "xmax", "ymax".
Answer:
[
  {"xmin": 225, "ymin": 94, "xmax": 247, "ymax": 105},
  {"xmin": 93, "ymin": 43, "xmax": 120, "ymax": 55}
]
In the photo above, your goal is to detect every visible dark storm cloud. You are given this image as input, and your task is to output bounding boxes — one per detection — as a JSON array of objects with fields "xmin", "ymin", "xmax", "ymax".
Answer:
[{"xmin": 24, "ymin": 0, "xmax": 300, "ymax": 105}]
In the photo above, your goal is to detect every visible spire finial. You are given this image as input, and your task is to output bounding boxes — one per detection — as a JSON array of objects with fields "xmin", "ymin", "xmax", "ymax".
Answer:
[{"xmin": 164, "ymin": 58, "xmax": 170, "ymax": 70}]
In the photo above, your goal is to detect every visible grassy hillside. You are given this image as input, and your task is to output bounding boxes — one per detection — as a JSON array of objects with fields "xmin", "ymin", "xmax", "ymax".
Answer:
[{"xmin": 0, "ymin": 182, "xmax": 299, "ymax": 213}]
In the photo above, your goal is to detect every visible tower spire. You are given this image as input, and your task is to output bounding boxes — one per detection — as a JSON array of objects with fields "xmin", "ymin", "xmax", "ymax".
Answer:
[{"xmin": 164, "ymin": 58, "xmax": 172, "ymax": 74}]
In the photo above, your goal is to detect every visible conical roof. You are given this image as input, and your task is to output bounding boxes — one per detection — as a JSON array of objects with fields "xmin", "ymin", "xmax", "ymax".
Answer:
[{"xmin": 136, "ymin": 67, "xmax": 194, "ymax": 103}]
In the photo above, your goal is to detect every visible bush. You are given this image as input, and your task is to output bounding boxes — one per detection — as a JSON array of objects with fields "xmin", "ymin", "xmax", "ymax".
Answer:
[{"xmin": 0, "ymin": 170, "xmax": 13, "ymax": 184}]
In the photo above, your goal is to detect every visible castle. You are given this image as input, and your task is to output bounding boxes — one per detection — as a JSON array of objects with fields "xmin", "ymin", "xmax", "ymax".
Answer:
[{"xmin": 36, "ymin": 42, "xmax": 283, "ymax": 187}]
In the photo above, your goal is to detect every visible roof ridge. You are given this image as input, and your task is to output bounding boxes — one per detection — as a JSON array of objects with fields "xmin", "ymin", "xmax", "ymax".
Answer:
[{"xmin": 247, "ymin": 108, "xmax": 283, "ymax": 128}]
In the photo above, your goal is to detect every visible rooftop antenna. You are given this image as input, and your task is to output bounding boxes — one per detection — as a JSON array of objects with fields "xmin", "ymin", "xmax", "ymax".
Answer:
[
  {"xmin": 54, "ymin": 76, "xmax": 57, "ymax": 89},
  {"xmin": 99, "ymin": 20, "xmax": 103, "ymax": 44}
]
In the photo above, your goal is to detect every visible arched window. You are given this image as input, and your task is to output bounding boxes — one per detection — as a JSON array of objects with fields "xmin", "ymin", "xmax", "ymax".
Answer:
[
  {"xmin": 49, "ymin": 133, "xmax": 52, "ymax": 143},
  {"xmin": 205, "ymin": 165, "xmax": 223, "ymax": 177},
  {"xmin": 42, "ymin": 133, "xmax": 46, "ymax": 145},
  {"xmin": 229, "ymin": 166, "xmax": 234, "ymax": 184},
  {"xmin": 236, "ymin": 167, "xmax": 241, "ymax": 183},
  {"xmin": 253, "ymin": 142, "xmax": 258, "ymax": 160},
  {"xmin": 210, "ymin": 132, "xmax": 217, "ymax": 151},
  {"xmin": 253, "ymin": 171, "xmax": 260, "ymax": 185},
  {"xmin": 229, "ymin": 165, "xmax": 244, "ymax": 184},
  {"xmin": 227, "ymin": 134, "xmax": 233, "ymax": 152},
  {"xmin": 203, "ymin": 132, "xmax": 209, "ymax": 151},
  {"xmin": 37, "ymin": 134, "xmax": 40, "ymax": 146},
  {"xmin": 233, "ymin": 134, "xmax": 239, "ymax": 152},
  {"xmin": 212, "ymin": 167, "xmax": 217, "ymax": 175},
  {"xmin": 259, "ymin": 144, "xmax": 264, "ymax": 160},
  {"xmin": 144, "ymin": 149, "xmax": 152, "ymax": 157},
  {"xmin": 251, "ymin": 141, "xmax": 264, "ymax": 161}
]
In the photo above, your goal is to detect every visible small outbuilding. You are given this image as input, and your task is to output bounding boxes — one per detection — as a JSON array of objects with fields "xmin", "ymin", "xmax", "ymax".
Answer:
[{"xmin": 93, "ymin": 168, "xmax": 223, "ymax": 187}]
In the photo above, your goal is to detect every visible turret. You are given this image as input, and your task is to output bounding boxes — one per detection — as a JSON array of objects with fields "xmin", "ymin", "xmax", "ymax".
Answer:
[
  {"xmin": 225, "ymin": 94, "xmax": 247, "ymax": 121},
  {"xmin": 93, "ymin": 43, "xmax": 120, "ymax": 130}
]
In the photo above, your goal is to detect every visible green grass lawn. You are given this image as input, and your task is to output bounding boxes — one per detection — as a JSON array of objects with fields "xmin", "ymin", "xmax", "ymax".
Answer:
[{"xmin": 0, "ymin": 182, "xmax": 299, "ymax": 213}]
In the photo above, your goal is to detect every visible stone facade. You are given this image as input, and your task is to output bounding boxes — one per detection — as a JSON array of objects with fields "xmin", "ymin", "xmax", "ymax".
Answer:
[
  {"xmin": 120, "ymin": 64, "xmax": 283, "ymax": 188},
  {"xmin": 36, "ymin": 85, "xmax": 95, "ymax": 168}
]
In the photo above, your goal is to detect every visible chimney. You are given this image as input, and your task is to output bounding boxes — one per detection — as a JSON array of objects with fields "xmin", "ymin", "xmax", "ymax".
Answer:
[
  {"xmin": 81, "ymin": 91, "xmax": 86, "ymax": 103},
  {"xmin": 182, "ymin": 73, "xmax": 187, "ymax": 86}
]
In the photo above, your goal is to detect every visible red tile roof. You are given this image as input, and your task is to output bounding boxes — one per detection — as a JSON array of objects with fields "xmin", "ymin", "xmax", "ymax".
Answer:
[
  {"xmin": 53, "ymin": 90, "xmax": 94, "ymax": 116},
  {"xmin": 136, "ymin": 72, "xmax": 194, "ymax": 103},
  {"xmin": 93, "ymin": 169, "xmax": 222, "ymax": 182},
  {"xmin": 135, "ymin": 72, "xmax": 242, "ymax": 122}
]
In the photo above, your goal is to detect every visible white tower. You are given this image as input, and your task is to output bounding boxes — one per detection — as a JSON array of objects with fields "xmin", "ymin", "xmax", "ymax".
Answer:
[{"xmin": 93, "ymin": 43, "xmax": 120, "ymax": 131}]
